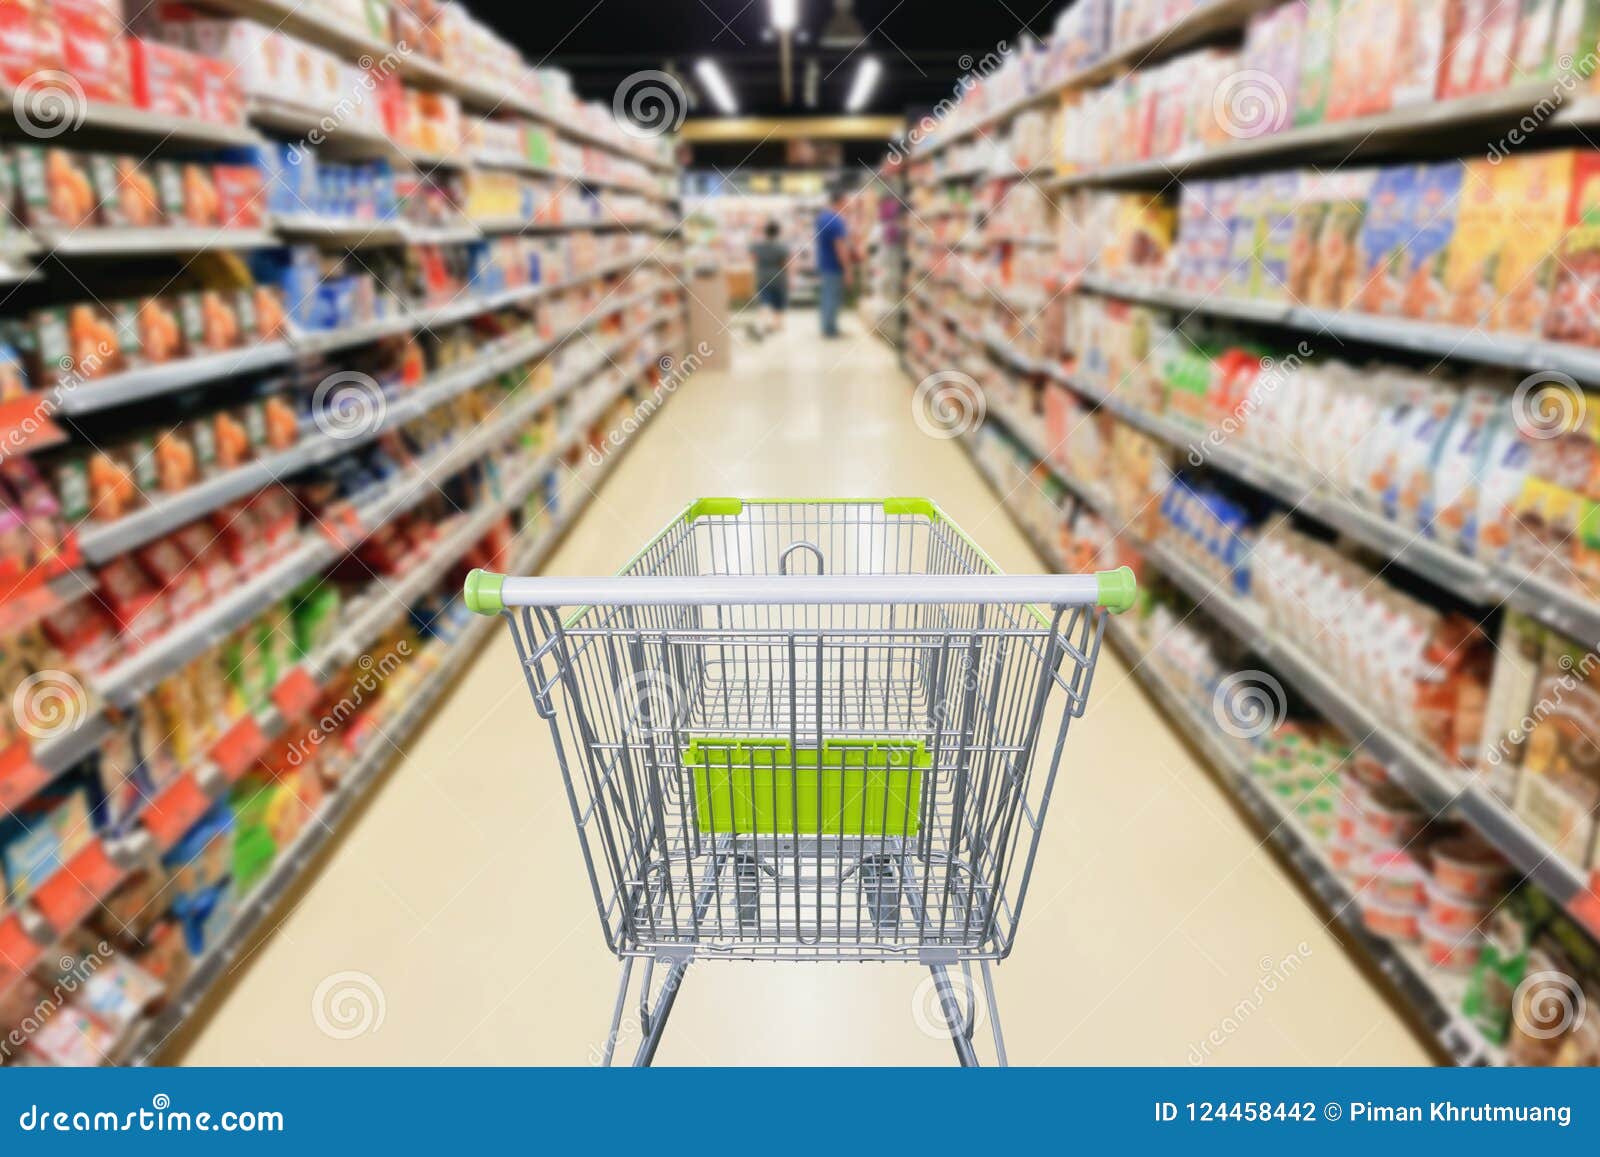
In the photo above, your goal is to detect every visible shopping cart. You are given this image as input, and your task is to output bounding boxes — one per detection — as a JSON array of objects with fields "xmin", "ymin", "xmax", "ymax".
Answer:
[{"xmin": 463, "ymin": 498, "xmax": 1134, "ymax": 1066}]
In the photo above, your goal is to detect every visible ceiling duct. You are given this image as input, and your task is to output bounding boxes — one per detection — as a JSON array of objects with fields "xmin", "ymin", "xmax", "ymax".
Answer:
[{"xmin": 819, "ymin": 0, "xmax": 865, "ymax": 48}]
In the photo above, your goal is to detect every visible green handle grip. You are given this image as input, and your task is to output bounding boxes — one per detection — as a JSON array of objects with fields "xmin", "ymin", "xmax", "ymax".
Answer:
[
  {"xmin": 463, "ymin": 568, "xmax": 506, "ymax": 615},
  {"xmin": 1096, "ymin": 566, "xmax": 1137, "ymax": 614}
]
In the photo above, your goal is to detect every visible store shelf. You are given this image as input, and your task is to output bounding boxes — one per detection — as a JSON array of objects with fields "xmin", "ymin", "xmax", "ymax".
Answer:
[
  {"xmin": 76, "ymin": 284, "xmax": 665, "ymax": 564},
  {"xmin": 1054, "ymin": 82, "xmax": 1587, "ymax": 190},
  {"xmin": 1109, "ymin": 620, "xmax": 1501, "ymax": 1066},
  {"xmin": 117, "ymin": 362, "xmax": 663, "ymax": 1066},
  {"xmin": 921, "ymin": 351, "xmax": 1600, "ymax": 947},
  {"xmin": 3, "ymin": 92, "xmax": 265, "ymax": 146},
  {"xmin": 912, "ymin": 0, "xmax": 1276, "ymax": 158},
  {"xmin": 39, "ymin": 227, "xmax": 280, "ymax": 257},
  {"xmin": 48, "ymin": 343, "xmax": 297, "ymax": 416},
  {"xmin": 191, "ymin": 0, "xmax": 392, "ymax": 63},
  {"xmin": 1078, "ymin": 273, "xmax": 1600, "ymax": 383},
  {"xmin": 942, "ymin": 370, "xmax": 1511, "ymax": 1066}
]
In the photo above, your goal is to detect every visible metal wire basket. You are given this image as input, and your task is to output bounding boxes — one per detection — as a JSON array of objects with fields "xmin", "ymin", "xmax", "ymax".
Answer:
[{"xmin": 464, "ymin": 498, "xmax": 1134, "ymax": 1065}]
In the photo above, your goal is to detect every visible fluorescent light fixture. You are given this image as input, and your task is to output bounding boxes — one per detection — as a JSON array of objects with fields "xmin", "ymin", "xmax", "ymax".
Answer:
[
  {"xmin": 846, "ymin": 56, "xmax": 880, "ymax": 112},
  {"xmin": 771, "ymin": 0, "xmax": 798, "ymax": 32},
  {"xmin": 695, "ymin": 58, "xmax": 738, "ymax": 114}
]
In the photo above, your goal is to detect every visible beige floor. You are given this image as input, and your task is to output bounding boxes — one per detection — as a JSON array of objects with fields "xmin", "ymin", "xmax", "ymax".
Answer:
[{"xmin": 179, "ymin": 318, "xmax": 1430, "ymax": 1065}]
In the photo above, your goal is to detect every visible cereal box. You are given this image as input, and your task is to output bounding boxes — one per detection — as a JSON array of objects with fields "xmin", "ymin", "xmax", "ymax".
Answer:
[
  {"xmin": 1295, "ymin": 0, "xmax": 1341, "ymax": 125},
  {"xmin": 1473, "ymin": 0, "xmax": 1522, "ymax": 91},
  {"xmin": 1439, "ymin": 0, "xmax": 1490, "ymax": 99},
  {"xmin": 1515, "ymin": 0, "xmax": 1563, "ymax": 81},
  {"xmin": 1399, "ymin": 161, "xmax": 1464, "ymax": 320},
  {"xmin": 1393, "ymin": 0, "xmax": 1452, "ymax": 105},
  {"xmin": 1255, "ymin": 171, "xmax": 1302, "ymax": 301},
  {"xmin": 1443, "ymin": 158, "xmax": 1506, "ymax": 328},
  {"xmin": 1544, "ymin": 151, "xmax": 1600, "ymax": 345},
  {"xmin": 1307, "ymin": 168, "xmax": 1373, "ymax": 308},
  {"xmin": 1491, "ymin": 149, "xmax": 1574, "ymax": 334},
  {"xmin": 1354, "ymin": 165, "xmax": 1415, "ymax": 314}
]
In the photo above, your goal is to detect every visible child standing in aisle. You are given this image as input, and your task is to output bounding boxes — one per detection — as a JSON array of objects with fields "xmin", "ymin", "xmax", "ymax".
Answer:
[
  {"xmin": 815, "ymin": 187, "xmax": 851, "ymax": 339},
  {"xmin": 750, "ymin": 220, "xmax": 790, "ymax": 336}
]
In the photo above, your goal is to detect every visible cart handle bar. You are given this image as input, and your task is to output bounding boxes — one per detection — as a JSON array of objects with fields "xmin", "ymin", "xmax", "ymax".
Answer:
[{"xmin": 463, "ymin": 566, "xmax": 1136, "ymax": 615}]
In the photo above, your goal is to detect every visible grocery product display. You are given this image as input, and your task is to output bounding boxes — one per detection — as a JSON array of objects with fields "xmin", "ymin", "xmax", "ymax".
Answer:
[
  {"xmin": 904, "ymin": 0, "xmax": 1600, "ymax": 1068},
  {"xmin": 0, "ymin": 0, "xmax": 687, "ymax": 1066}
]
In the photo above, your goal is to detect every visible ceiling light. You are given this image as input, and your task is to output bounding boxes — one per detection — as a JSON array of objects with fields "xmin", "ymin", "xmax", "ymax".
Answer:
[
  {"xmin": 695, "ymin": 59, "xmax": 738, "ymax": 114},
  {"xmin": 771, "ymin": 0, "xmax": 798, "ymax": 32},
  {"xmin": 846, "ymin": 56, "xmax": 880, "ymax": 112}
]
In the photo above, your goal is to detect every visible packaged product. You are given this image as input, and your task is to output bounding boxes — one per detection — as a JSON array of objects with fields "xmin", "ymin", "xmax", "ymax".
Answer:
[
  {"xmin": 1295, "ymin": 0, "xmax": 1341, "ymax": 124},
  {"xmin": 1443, "ymin": 159, "xmax": 1506, "ymax": 328},
  {"xmin": 1422, "ymin": 385, "xmax": 1496, "ymax": 546},
  {"xmin": 1307, "ymin": 168, "xmax": 1372, "ymax": 308},
  {"xmin": 1394, "ymin": 0, "xmax": 1453, "ymax": 104},
  {"xmin": 1476, "ymin": 613, "xmax": 1545, "ymax": 802},
  {"xmin": 1439, "ymin": 0, "xmax": 1490, "ymax": 99},
  {"xmin": 1354, "ymin": 165, "xmax": 1415, "ymax": 314},
  {"xmin": 0, "ymin": 779, "xmax": 92, "ymax": 901},
  {"xmin": 1544, "ymin": 152, "xmax": 1600, "ymax": 345},
  {"xmin": 1491, "ymin": 150, "xmax": 1574, "ymax": 334},
  {"xmin": 129, "ymin": 36, "xmax": 205, "ymax": 122},
  {"xmin": 1514, "ymin": 633, "xmax": 1600, "ymax": 864},
  {"xmin": 1472, "ymin": 0, "xmax": 1521, "ymax": 91},
  {"xmin": 1393, "ymin": 162, "xmax": 1464, "ymax": 321},
  {"xmin": 1516, "ymin": 0, "xmax": 1563, "ymax": 80},
  {"xmin": 57, "ymin": 0, "xmax": 131, "ymax": 105}
]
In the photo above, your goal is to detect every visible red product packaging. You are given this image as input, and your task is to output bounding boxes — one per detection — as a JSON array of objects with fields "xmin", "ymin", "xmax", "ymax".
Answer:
[
  {"xmin": 97, "ymin": 554, "xmax": 168, "ymax": 638},
  {"xmin": 0, "ymin": 1, "xmax": 45, "ymax": 86},
  {"xmin": 40, "ymin": 599, "xmax": 114, "ymax": 670},
  {"xmin": 213, "ymin": 164, "xmax": 264, "ymax": 228},
  {"xmin": 192, "ymin": 53, "xmax": 241, "ymax": 125},
  {"xmin": 56, "ymin": 0, "xmax": 130, "ymax": 106},
  {"xmin": 250, "ymin": 487, "xmax": 298, "ymax": 550},
  {"xmin": 211, "ymin": 501, "xmax": 267, "ymax": 570},
  {"xmin": 127, "ymin": 36, "xmax": 200, "ymax": 121},
  {"xmin": 133, "ymin": 535, "xmax": 207, "ymax": 620},
  {"xmin": 172, "ymin": 523, "xmax": 233, "ymax": 597}
]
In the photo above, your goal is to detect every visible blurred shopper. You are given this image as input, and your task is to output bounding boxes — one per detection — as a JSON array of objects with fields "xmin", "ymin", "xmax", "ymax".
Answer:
[
  {"xmin": 750, "ymin": 219, "xmax": 790, "ymax": 337},
  {"xmin": 815, "ymin": 186, "xmax": 851, "ymax": 339}
]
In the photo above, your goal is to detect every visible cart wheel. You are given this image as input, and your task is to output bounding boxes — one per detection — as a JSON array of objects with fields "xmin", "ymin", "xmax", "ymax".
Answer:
[{"xmin": 858, "ymin": 854, "xmax": 901, "ymax": 929}]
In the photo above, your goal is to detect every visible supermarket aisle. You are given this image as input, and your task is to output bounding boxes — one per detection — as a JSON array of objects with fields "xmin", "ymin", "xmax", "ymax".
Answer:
[{"xmin": 178, "ymin": 318, "xmax": 1429, "ymax": 1066}]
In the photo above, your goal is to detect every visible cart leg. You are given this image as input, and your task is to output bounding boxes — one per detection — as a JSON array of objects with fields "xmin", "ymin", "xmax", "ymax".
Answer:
[
  {"xmin": 926, "ymin": 960, "xmax": 1008, "ymax": 1067},
  {"xmin": 598, "ymin": 955, "xmax": 694, "ymax": 1067}
]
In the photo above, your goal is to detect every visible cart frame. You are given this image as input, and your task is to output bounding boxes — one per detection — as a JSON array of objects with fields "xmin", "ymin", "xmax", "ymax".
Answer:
[{"xmin": 466, "ymin": 497, "xmax": 1134, "ymax": 1065}]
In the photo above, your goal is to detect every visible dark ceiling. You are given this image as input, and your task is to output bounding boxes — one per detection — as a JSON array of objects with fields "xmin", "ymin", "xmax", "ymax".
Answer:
[{"xmin": 467, "ymin": 0, "xmax": 1066, "ymax": 120}]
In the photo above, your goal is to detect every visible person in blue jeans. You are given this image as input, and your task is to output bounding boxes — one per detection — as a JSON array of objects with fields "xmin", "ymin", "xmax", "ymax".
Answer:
[{"xmin": 815, "ymin": 187, "xmax": 852, "ymax": 339}]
